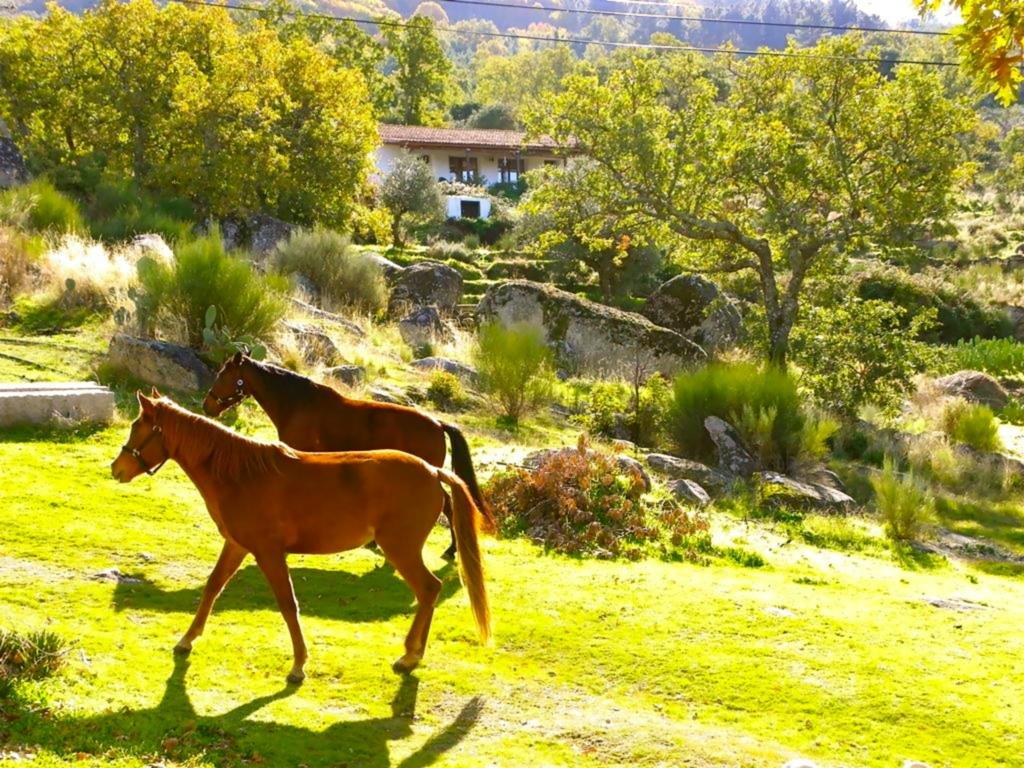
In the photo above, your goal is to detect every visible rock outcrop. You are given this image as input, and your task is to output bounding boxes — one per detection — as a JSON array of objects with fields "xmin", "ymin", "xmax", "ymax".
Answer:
[
  {"xmin": 410, "ymin": 356, "xmax": 478, "ymax": 384},
  {"xmin": 398, "ymin": 306, "xmax": 455, "ymax": 349},
  {"xmin": 645, "ymin": 453, "xmax": 733, "ymax": 495},
  {"xmin": 756, "ymin": 472, "xmax": 855, "ymax": 511},
  {"xmin": 476, "ymin": 280, "xmax": 706, "ymax": 376},
  {"xmin": 389, "ymin": 261, "xmax": 463, "ymax": 316},
  {"xmin": 108, "ymin": 334, "xmax": 213, "ymax": 392},
  {"xmin": 935, "ymin": 370, "xmax": 1009, "ymax": 410},
  {"xmin": 704, "ymin": 416, "xmax": 757, "ymax": 478},
  {"xmin": 643, "ymin": 275, "xmax": 743, "ymax": 353}
]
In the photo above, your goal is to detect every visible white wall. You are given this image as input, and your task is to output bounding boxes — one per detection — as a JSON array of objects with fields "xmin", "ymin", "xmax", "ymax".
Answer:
[{"xmin": 373, "ymin": 145, "xmax": 560, "ymax": 186}]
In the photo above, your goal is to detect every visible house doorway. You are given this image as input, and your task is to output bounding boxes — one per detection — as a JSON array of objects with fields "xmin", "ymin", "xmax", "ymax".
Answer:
[{"xmin": 460, "ymin": 199, "xmax": 482, "ymax": 218}]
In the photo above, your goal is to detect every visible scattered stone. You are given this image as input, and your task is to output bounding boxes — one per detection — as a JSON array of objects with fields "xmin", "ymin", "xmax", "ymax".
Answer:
[
  {"xmin": 643, "ymin": 275, "xmax": 743, "ymax": 353},
  {"xmin": 410, "ymin": 356, "xmax": 478, "ymax": 384},
  {"xmin": 369, "ymin": 386, "xmax": 411, "ymax": 406},
  {"xmin": 668, "ymin": 478, "xmax": 711, "ymax": 507},
  {"xmin": 477, "ymin": 280, "xmax": 705, "ymax": 377},
  {"xmin": 389, "ymin": 260, "xmax": 464, "ymax": 316},
  {"xmin": 705, "ymin": 416, "xmax": 757, "ymax": 478},
  {"xmin": 935, "ymin": 370, "xmax": 1009, "ymax": 410},
  {"xmin": 645, "ymin": 453, "xmax": 734, "ymax": 495},
  {"xmin": 0, "ymin": 136, "xmax": 29, "ymax": 189},
  {"xmin": 287, "ymin": 298, "xmax": 366, "ymax": 338},
  {"xmin": 364, "ymin": 252, "xmax": 403, "ymax": 282},
  {"xmin": 524, "ymin": 447, "xmax": 652, "ymax": 491},
  {"xmin": 324, "ymin": 364, "xmax": 365, "ymax": 387},
  {"xmin": 399, "ymin": 306, "xmax": 455, "ymax": 348},
  {"xmin": 108, "ymin": 334, "xmax": 213, "ymax": 392},
  {"xmin": 782, "ymin": 759, "xmax": 818, "ymax": 768},
  {"xmin": 763, "ymin": 606, "xmax": 796, "ymax": 618},
  {"xmin": 130, "ymin": 233, "xmax": 175, "ymax": 264},
  {"xmin": 0, "ymin": 382, "xmax": 115, "ymax": 427},
  {"xmin": 916, "ymin": 528, "xmax": 1024, "ymax": 565},
  {"xmin": 921, "ymin": 596, "xmax": 987, "ymax": 612},
  {"xmin": 91, "ymin": 568, "xmax": 141, "ymax": 585},
  {"xmin": 757, "ymin": 471, "xmax": 856, "ymax": 511},
  {"xmin": 282, "ymin": 322, "xmax": 341, "ymax": 365},
  {"xmin": 903, "ymin": 761, "xmax": 931, "ymax": 768}
]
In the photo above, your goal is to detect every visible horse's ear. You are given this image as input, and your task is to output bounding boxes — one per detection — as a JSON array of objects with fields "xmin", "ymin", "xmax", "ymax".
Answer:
[
  {"xmin": 150, "ymin": 386, "xmax": 161, "ymax": 399},
  {"xmin": 232, "ymin": 350, "xmax": 244, "ymax": 364},
  {"xmin": 137, "ymin": 390, "xmax": 155, "ymax": 416}
]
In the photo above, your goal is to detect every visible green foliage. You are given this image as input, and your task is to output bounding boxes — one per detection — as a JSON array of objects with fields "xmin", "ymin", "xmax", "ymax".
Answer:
[
  {"xmin": 941, "ymin": 400, "xmax": 1003, "ymax": 452},
  {"xmin": 856, "ymin": 265, "xmax": 1012, "ymax": 344},
  {"xmin": 0, "ymin": 628, "xmax": 68, "ymax": 704},
  {"xmin": 135, "ymin": 231, "xmax": 287, "ymax": 349},
  {"xmin": 379, "ymin": 154, "xmax": 445, "ymax": 247},
  {"xmin": 347, "ymin": 203, "xmax": 393, "ymax": 247},
  {"xmin": 792, "ymin": 298, "xmax": 936, "ymax": 419},
  {"xmin": 569, "ymin": 375, "xmax": 671, "ymax": 448},
  {"xmin": 0, "ymin": 226, "xmax": 42, "ymax": 303},
  {"xmin": 474, "ymin": 322, "xmax": 556, "ymax": 425},
  {"xmin": 871, "ymin": 456, "xmax": 935, "ymax": 542},
  {"xmin": 0, "ymin": 0, "xmax": 376, "ymax": 227},
  {"xmin": 529, "ymin": 38, "xmax": 975, "ymax": 364},
  {"xmin": 668, "ymin": 363, "xmax": 808, "ymax": 470},
  {"xmin": 382, "ymin": 16, "xmax": 455, "ymax": 126},
  {"xmin": 0, "ymin": 180, "xmax": 84, "ymax": 234},
  {"xmin": 941, "ymin": 337, "xmax": 1024, "ymax": 377},
  {"xmin": 273, "ymin": 229, "xmax": 387, "ymax": 315},
  {"xmin": 201, "ymin": 305, "xmax": 269, "ymax": 365},
  {"xmin": 485, "ymin": 439, "xmax": 710, "ymax": 559},
  {"xmin": 85, "ymin": 176, "xmax": 194, "ymax": 244},
  {"xmin": 425, "ymin": 370, "xmax": 465, "ymax": 411}
]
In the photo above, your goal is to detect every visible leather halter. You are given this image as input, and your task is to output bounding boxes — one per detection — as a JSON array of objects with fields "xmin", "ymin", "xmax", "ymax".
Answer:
[
  {"xmin": 119, "ymin": 424, "xmax": 168, "ymax": 476},
  {"xmin": 211, "ymin": 378, "xmax": 246, "ymax": 409}
]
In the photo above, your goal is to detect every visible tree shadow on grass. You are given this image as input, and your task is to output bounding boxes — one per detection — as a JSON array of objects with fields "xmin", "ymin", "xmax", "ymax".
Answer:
[
  {"xmin": 11, "ymin": 654, "xmax": 483, "ymax": 768},
  {"xmin": 112, "ymin": 561, "xmax": 462, "ymax": 623}
]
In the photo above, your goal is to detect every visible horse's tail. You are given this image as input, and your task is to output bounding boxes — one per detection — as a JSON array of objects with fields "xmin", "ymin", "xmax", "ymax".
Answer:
[
  {"xmin": 437, "ymin": 468, "xmax": 491, "ymax": 645},
  {"xmin": 441, "ymin": 422, "xmax": 495, "ymax": 533}
]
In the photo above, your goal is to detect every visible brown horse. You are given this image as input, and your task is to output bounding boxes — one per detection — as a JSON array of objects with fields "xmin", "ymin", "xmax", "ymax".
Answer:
[
  {"xmin": 111, "ymin": 391, "xmax": 490, "ymax": 681},
  {"xmin": 202, "ymin": 353, "xmax": 493, "ymax": 560}
]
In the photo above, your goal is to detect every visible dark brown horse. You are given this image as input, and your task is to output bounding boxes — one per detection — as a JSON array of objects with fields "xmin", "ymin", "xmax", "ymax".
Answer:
[
  {"xmin": 111, "ymin": 392, "xmax": 490, "ymax": 680},
  {"xmin": 202, "ymin": 353, "xmax": 493, "ymax": 559}
]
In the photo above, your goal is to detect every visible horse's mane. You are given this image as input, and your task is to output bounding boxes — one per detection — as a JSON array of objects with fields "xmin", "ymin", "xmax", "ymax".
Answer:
[
  {"xmin": 248, "ymin": 359, "xmax": 336, "ymax": 400},
  {"xmin": 155, "ymin": 398, "xmax": 295, "ymax": 481}
]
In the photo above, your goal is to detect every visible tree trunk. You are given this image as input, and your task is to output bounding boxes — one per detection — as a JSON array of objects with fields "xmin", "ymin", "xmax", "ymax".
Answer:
[{"xmin": 392, "ymin": 212, "xmax": 403, "ymax": 248}]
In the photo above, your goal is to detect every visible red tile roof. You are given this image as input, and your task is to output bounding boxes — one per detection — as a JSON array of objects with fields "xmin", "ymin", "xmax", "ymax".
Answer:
[{"xmin": 379, "ymin": 124, "xmax": 560, "ymax": 152}]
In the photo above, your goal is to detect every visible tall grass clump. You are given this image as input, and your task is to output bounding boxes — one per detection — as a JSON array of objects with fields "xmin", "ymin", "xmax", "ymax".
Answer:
[
  {"xmin": 668, "ymin": 363, "xmax": 817, "ymax": 471},
  {"xmin": 273, "ymin": 229, "xmax": 387, "ymax": 315},
  {"xmin": 870, "ymin": 457, "xmax": 934, "ymax": 542},
  {"xmin": 42, "ymin": 235, "xmax": 138, "ymax": 314},
  {"xmin": 942, "ymin": 337, "xmax": 1024, "ymax": 377},
  {"xmin": 0, "ymin": 226, "xmax": 43, "ymax": 304},
  {"xmin": 136, "ymin": 231, "xmax": 288, "ymax": 348},
  {"xmin": 0, "ymin": 179, "xmax": 84, "ymax": 234},
  {"xmin": 0, "ymin": 628, "xmax": 68, "ymax": 704},
  {"xmin": 941, "ymin": 399, "xmax": 1003, "ymax": 452},
  {"xmin": 474, "ymin": 322, "xmax": 556, "ymax": 426},
  {"xmin": 86, "ymin": 176, "xmax": 194, "ymax": 244}
]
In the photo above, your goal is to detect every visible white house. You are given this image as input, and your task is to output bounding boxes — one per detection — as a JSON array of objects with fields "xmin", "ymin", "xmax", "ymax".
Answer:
[{"xmin": 374, "ymin": 124, "xmax": 564, "ymax": 219}]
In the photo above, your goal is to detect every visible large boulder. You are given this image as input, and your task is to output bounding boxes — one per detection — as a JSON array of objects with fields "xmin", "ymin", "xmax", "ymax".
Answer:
[
  {"xmin": 645, "ymin": 453, "xmax": 733, "ymax": 495},
  {"xmin": 324, "ymin": 364, "xmax": 365, "ymax": 387},
  {"xmin": 398, "ymin": 306, "xmax": 455, "ymax": 349},
  {"xmin": 668, "ymin": 479, "xmax": 711, "ymax": 507},
  {"xmin": 0, "ymin": 138, "xmax": 29, "ymax": 189},
  {"xmin": 935, "ymin": 370, "xmax": 1009, "ymax": 410},
  {"xmin": 643, "ymin": 275, "xmax": 743, "ymax": 353},
  {"xmin": 389, "ymin": 261, "xmax": 463, "ymax": 316},
  {"xmin": 108, "ymin": 334, "xmax": 213, "ymax": 392},
  {"xmin": 476, "ymin": 280, "xmax": 706, "ymax": 377},
  {"xmin": 756, "ymin": 472, "xmax": 855, "ymax": 512},
  {"xmin": 364, "ymin": 252, "xmax": 403, "ymax": 282},
  {"xmin": 247, "ymin": 213, "xmax": 294, "ymax": 255},
  {"xmin": 704, "ymin": 416, "xmax": 757, "ymax": 478}
]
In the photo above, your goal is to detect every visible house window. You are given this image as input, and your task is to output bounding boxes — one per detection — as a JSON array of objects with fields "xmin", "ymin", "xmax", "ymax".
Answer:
[
  {"xmin": 543, "ymin": 159, "xmax": 559, "ymax": 167},
  {"xmin": 498, "ymin": 156, "xmax": 525, "ymax": 183},
  {"xmin": 449, "ymin": 156, "xmax": 478, "ymax": 183},
  {"xmin": 460, "ymin": 199, "xmax": 482, "ymax": 219}
]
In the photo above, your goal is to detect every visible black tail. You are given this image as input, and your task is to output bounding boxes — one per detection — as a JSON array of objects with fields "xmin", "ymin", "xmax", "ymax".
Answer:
[{"xmin": 442, "ymin": 422, "xmax": 495, "ymax": 533}]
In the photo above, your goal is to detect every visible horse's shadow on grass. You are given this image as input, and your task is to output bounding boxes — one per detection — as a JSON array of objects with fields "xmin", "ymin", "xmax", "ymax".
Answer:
[
  {"xmin": 112, "ymin": 561, "xmax": 462, "ymax": 623},
  {"xmin": 31, "ymin": 655, "xmax": 483, "ymax": 768}
]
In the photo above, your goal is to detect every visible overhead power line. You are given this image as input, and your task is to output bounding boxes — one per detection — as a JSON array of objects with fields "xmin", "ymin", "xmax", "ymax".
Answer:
[
  {"xmin": 435, "ymin": 0, "xmax": 949, "ymax": 37},
  {"xmin": 174, "ymin": 0, "xmax": 959, "ymax": 67}
]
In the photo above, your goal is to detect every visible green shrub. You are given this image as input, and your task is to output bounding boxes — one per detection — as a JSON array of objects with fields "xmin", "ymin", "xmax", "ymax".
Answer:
[
  {"xmin": 273, "ymin": 229, "xmax": 387, "ymax": 315},
  {"xmin": 86, "ymin": 176, "xmax": 194, "ymax": 244},
  {"xmin": 426, "ymin": 370, "xmax": 465, "ymax": 410},
  {"xmin": 463, "ymin": 233, "xmax": 481, "ymax": 250},
  {"xmin": 668, "ymin": 363, "xmax": 807, "ymax": 470},
  {"xmin": 871, "ymin": 456, "xmax": 934, "ymax": 542},
  {"xmin": 0, "ymin": 179, "xmax": 84, "ymax": 234},
  {"xmin": 941, "ymin": 400, "xmax": 1003, "ymax": 452},
  {"xmin": 135, "ymin": 231, "xmax": 288, "ymax": 349},
  {"xmin": 570, "ymin": 375, "xmax": 671, "ymax": 447},
  {"xmin": 0, "ymin": 226, "xmax": 43, "ymax": 303},
  {"xmin": 474, "ymin": 322, "xmax": 556, "ymax": 425},
  {"xmin": 941, "ymin": 337, "xmax": 1024, "ymax": 377},
  {"xmin": 0, "ymin": 628, "xmax": 68, "ymax": 704},
  {"xmin": 348, "ymin": 203, "xmax": 394, "ymax": 247}
]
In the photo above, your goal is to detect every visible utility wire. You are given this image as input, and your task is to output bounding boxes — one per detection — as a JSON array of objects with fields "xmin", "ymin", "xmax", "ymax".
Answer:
[
  {"xmin": 435, "ymin": 0, "xmax": 950, "ymax": 37},
  {"xmin": 174, "ymin": 0, "xmax": 959, "ymax": 67}
]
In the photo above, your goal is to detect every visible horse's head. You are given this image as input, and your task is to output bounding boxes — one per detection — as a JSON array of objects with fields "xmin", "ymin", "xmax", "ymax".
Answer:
[
  {"xmin": 112, "ymin": 390, "xmax": 170, "ymax": 482},
  {"xmin": 203, "ymin": 351, "xmax": 249, "ymax": 417}
]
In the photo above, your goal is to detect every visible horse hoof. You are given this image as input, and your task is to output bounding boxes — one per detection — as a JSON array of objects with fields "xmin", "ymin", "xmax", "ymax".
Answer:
[
  {"xmin": 392, "ymin": 655, "xmax": 421, "ymax": 674},
  {"xmin": 286, "ymin": 670, "xmax": 306, "ymax": 685},
  {"xmin": 173, "ymin": 642, "xmax": 192, "ymax": 656}
]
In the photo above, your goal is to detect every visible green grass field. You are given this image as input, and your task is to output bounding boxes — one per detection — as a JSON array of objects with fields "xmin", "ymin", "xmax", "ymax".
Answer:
[{"xmin": 0, "ymin": 322, "xmax": 1022, "ymax": 767}]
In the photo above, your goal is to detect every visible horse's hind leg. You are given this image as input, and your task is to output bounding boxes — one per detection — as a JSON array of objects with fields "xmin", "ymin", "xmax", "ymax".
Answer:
[
  {"xmin": 376, "ymin": 535, "xmax": 442, "ymax": 673},
  {"xmin": 253, "ymin": 550, "xmax": 308, "ymax": 685},
  {"xmin": 175, "ymin": 540, "xmax": 247, "ymax": 655},
  {"xmin": 441, "ymin": 492, "xmax": 457, "ymax": 561}
]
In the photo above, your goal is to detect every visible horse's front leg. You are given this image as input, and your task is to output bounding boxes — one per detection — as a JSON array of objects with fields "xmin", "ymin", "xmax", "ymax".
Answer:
[
  {"xmin": 254, "ymin": 549, "xmax": 308, "ymax": 684},
  {"xmin": 175, "ymin": 540, "xmax": 248, "ymax": 655}
]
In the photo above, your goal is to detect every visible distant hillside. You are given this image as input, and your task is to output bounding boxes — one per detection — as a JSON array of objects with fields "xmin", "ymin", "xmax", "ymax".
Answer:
[{"xmin": 10, "ymin": 0, "xmax": 892, "ymax": 47}]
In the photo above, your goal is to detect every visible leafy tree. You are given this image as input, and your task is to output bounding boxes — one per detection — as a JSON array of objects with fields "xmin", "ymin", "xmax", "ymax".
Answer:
[
  {"xmin": 791, "ymin": 299, "xmax": 936, "ymax": 419},
  {"xmin": 528, "ymin": 38, "xmax": 975, "ymax": 367},
  {"xmin": 383, "ymin": 16, "xmax": 455, "ymax": 126},
  {"xmin": 379, "ymin": 154, "xmax": 444, "ymax": 246},
  {"xmin": 474, "ymin": 45, "xmax": 577, "ymax": 122},
  {"xmin": 518, "ymin": 158, "xmax": 662, "ymax": 301},
  {"xmin": 917, "ymin": 0, "xmax": 1024, "ymax": 105}
]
